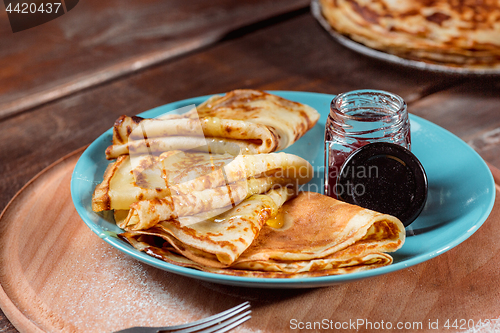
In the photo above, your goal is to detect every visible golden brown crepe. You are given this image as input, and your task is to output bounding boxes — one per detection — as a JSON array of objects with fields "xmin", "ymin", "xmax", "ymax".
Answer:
[
  {"xmin": 120, "ymin": 192, "xmax": 405, "ymax": 277},
  {"xmin": 105, "ymin": 89, "xmax": 320, "ymax": 158},
  {"xmin": 123, "ymin": 176, "xmax": 291, "ymax": 230},
  {"xmin": 92, "ymin": 90, "xmax": 405, "ymax": 278},
  {"xmin": 319, "ymin": 0, "xmax": 500, "ymax": 68},
  {"xmin": 123, "ymin": 240, "xmax": 394, "ymax": 278},
  {"xmin": 92, "ymin": 151, "xmax": 313, "ymax": 230},
  {"xmin": 121, "ymin": 187, "xmax": 296, "ymax": 267}
]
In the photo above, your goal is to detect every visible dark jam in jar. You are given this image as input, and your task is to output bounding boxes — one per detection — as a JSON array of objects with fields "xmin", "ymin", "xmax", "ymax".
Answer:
[{"xmin": 324, "ymin": 90, "xmax": 411, "ymax": 198}]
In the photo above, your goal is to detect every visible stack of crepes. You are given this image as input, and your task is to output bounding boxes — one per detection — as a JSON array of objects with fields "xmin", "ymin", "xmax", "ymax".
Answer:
[
  {"xmin": 93, "ymin": 89, "xmax": 320, "ymax": 231},
  {"xmin": 319, "ymin": 0, "xmax": 500, "ymax": 69},
  {"xmin": 120, "ymin": 192, "xmax": 406, "ymax": 277},
  {"xmin": 92, "ymin": 89, "xmax": 406, "ymax": 277},
  {"xmin": 104, "ymin": 89, "xmax": 320, "ymax": 158}
]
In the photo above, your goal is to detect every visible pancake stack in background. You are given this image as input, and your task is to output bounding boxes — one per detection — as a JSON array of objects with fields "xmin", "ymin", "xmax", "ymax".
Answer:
[
  {"xmin": 92, "ymin": 89, "xmax": 406, "ymax": 278},
  {"xmin": 319, "ymin": 0, "xmax": 500, "ymax": 69}
]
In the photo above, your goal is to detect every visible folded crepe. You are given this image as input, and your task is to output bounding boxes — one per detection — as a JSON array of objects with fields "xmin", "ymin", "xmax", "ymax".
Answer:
[
  {"xmin": 124, "ymin": 176, "xmax": 291, "ymax": 230},
  {"xmin": 93, "ymin": 150, "xmax": 238, "ymax": 211},
  {"xmin": 121, "ymin": 186, "xmax": 296, "ymax": 267},
  {"xmin": 105, "ymin": 89, "xmax": 320, "ymax": 159},
  {"xmin": 92, "ymin": 150, "xmax": 313, "ymax": 230},
  {"xmin": 120, "ymin": 192, "xmax": 405, "ymax": 277}
]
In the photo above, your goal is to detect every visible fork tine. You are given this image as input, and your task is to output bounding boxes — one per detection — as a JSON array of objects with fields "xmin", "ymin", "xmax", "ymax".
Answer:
[
  {"xmin": 113, "ymin": 302, "xmax": 251, "ymax": 333},
  {"xmin": 158, "ymin": 302, "xmax": 251, "ymax": 333},
  {"xmin": 206, "ymin": 314, "xmax": 252, "ymax": 333},
  {"xmin": 167, "ymin": 310, "xmax": 252, "ymax": 333}
]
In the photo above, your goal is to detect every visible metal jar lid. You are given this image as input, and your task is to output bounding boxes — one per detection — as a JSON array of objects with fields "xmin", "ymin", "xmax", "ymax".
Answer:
[{"xmin": 337, "ymin": 142, "xmax": 427, "ymax": 227}]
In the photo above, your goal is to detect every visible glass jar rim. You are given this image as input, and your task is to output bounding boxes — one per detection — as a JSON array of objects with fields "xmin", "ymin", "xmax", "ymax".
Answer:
[{"xmin": 330, "ymin": 89, "xmax": 407, "ymax": 121}]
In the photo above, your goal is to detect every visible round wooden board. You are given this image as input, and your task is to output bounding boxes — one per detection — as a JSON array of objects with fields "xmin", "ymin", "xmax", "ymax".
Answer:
[
  {"xmin": 0, "ymin": 150, "xmax": 252, "ymax": 333},
  {"xmin": 1, "ymin": 149, "xmax": 500, "ymax": 333}
]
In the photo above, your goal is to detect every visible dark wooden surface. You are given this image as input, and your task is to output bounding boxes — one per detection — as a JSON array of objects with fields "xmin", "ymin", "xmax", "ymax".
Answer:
[
  {"xmin": 0, "ymin": 0, "xmax": 308, "ymax": 120},
  {"xmin": 0, "ymin": 1, "xmax": 499, "ymax": 332}
]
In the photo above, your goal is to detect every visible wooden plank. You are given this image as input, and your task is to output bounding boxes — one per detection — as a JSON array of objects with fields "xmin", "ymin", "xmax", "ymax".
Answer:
[
  {"xmin": 0, "ymin": 0, "xmax": 309, "ymax": 120},
  {"xmin": 409, "ymin": 78, "xmax": 500, "ymax": 167}
]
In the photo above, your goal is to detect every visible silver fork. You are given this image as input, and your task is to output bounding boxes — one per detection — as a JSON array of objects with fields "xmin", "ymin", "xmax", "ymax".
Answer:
[{"xmin": 114, "ymin": 301, "xmax": 251, "ymax": 333}]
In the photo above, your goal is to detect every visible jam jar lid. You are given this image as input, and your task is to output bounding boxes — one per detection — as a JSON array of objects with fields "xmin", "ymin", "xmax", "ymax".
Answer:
[{"xmin": 336, "ymin": 142, "xmax": 427, "ymax": 227}]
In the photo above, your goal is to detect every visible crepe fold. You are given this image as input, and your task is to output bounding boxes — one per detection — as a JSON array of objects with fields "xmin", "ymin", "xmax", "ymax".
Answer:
[
  {"xmin": 120, "ymin": 192, "xmax": 405, "ymax": 277},
  {"xmin": 319, "ymin": 0, "xmax": 500, "ymax": 68},
  {"xmin": 124, "ymin": 176, "xmax": 290, "ymax": 230},
  {"xmin": 121, "ymin": 187, "xmax": 296, "ymax": 266},
  {"xmin": 105, "ymin": 89, "xmax": 320, "ymax": 159},
  {"xmin": 92, "ymin": 150, "xmax": 313, "ymax": 230}
]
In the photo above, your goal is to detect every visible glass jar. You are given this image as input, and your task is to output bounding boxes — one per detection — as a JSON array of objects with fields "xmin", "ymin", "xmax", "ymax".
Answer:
[{"xmin": 324, "ymin": 89, "xmax": 411, "ymax": 198}]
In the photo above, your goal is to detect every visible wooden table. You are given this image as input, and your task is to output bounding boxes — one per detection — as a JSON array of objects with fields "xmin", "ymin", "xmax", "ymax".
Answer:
[{"xmin": 1, "ymin": 1, "xmax": 499, "ymax": 332}]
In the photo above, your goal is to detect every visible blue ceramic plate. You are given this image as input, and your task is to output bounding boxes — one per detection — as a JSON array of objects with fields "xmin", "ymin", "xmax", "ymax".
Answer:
[{"xmin": 71, "ymin": 91, "xmax": 495, "ymax": 288}]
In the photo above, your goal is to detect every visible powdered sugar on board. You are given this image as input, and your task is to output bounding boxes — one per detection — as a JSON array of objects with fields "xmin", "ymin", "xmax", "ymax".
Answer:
[
  {"xmin": 31, "ymin": 227, "xmax": 256, "ymax": 333},
  {"xmin": 0, "ymin": 154, "xmax": 258, "ymax": 333}
]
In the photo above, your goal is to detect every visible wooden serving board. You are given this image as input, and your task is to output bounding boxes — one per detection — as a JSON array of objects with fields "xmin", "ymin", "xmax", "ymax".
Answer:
[
  {"xmin": 0, "ymin": 150, "xmax": 251, "ymax": 333},
  {"xmin": 1, "ymin": 150, "xmax": 500, "ymax": 333}
]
